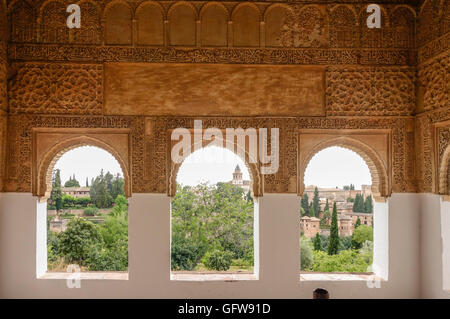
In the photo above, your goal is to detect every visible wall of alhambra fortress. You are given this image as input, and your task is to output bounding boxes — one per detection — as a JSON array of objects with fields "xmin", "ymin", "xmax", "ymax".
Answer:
[{"xmin": 0, "ymin": 0, "xmax": 449, "ymax": 298}]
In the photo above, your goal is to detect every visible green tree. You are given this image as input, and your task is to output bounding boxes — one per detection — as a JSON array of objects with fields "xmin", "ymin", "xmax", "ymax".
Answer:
[
  {"xmin": 313, "ymin": 187, "xmax": 320, "ymax": 217},
  {"xmin": 171, "ymin": 234, "xmax": 204, "ymax": 271},
  {"xmin": 112, "ymin": 194, "xmax": 128, "ymax": 217},
  {"xmin": 338, "ymin": 236, "xmax": 353, "ymax": 252},
  {"xmin": 64, "ymin": 174, "xmax": 80, "ymax": 187},
  {"xmin": 328, "ymin": 202, "xmax": 339, "ymax": 255},
  {"xmin": 301, "ymin": 193, "xmax": 309, "ymax": 216},
  {"xmin": 99, "ymin": 214, "xmax": 128, "ymax": 249},
  {"xmin": 353, "ymin": 193, "xmax": 366, "ymax": 212},
  {"xmin": 50, "ymin": 169, "xmax": 63, "ymax": 212},
  {"xmin": 170, "ymin": 183, "xmax": 254, "ymax": 270},
  {"xmin": 353, "ymin": 194, "xmax": 359, "ymax": 212},
  {"xmin": 90, "ymin": 170, "xmax": 113, "ymax": 208},
  {"xmin": 352, "ymin": 225, "xmax": 373, "ymax": 249},
  {"xmin": 324, "ymin": 199, "xmax": 329, "ymax": 213},
  {"xmin": 109, "ymin": 173, "xmax": 125, "ymax": 200},
  {"xmin": 246, "ymin": 190, "xmax": 253, "ymax": 203},
  {"xmin": 300, "ymin": 235, "xmax": 314, "ymax": 270},
  {"xmin": 364, "ymin": 195, "xmax": 373, "ymax": 213},
  {"xmin": 354, "ymin": 217, "xmax": 361, "ymax": 229},
  {"xmin": 202, "ymin": 249, "xmax": 234, "ymax": 271},
  {"xmin": 58, "ymin": 217, "xmax": 103, "ymax": 266},
  {"xmin": 313, "ymin": 233, "xmax": 322, "ymax": 251},
  {"xmin": 104, "ymin": 171, "xmax": 114, "ymax": 194},
  {"xmin": 309, "ymin": 205, "xmax": 315, "ymax": 220}
]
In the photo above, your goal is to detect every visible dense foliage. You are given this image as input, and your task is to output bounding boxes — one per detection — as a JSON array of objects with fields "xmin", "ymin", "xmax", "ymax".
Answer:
[
  {"xmin": 353, "ymin": 194, "xmax": 373, "ymax": 213},
  {"xmin": 49, "ymin": 169, "xmax": 125, "ymax": 211},
  {"xmin": 202, "ymin": 250, "xmax": 234, "ymax": 271},
  {"xmin": 310, "ymin": 249, "xmax": 372, "ymax": 272},
  {"xmin": 64, "ymin": 175, "xmax": 80, "ymax": 187},
  {"xmin": 171, "ymin": 183, "xmax": 254, "ymax": 271},
  {"xmin": 352, "ymin": 225, "xmax": 373, "ymax": 249},
  {"xmin": 47, "ymin": 195, "xmax": 128, "ymax": 271},
  {"xmin": 300, "ymin": 235, "xmax": 314, "ymax": 269}
]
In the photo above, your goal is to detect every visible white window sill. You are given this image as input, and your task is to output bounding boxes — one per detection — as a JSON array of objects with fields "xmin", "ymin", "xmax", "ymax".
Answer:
[
  {"xmin": 300, "ymin": 272, "xmax": 384, "ymax": 281},
  {"xmin": 39, "ymin": 272, "xmax": 128, "ymax": 280},
  {"xmin": 170, "ymin": 272, "xmax": 257, "ymax": 282}
]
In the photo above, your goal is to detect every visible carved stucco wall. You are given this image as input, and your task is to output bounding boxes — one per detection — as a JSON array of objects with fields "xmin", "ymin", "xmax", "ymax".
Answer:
[
  {"xmin": 0, "ymin": 0, "xmax": 7, "ymax": 192},
  {"xmin": 415, "ymin": 0, "xmax": 450, "ymax": 194},
  {"xmin": 0, "ymin": 0, "xmax": 449, "ymax": 198}
]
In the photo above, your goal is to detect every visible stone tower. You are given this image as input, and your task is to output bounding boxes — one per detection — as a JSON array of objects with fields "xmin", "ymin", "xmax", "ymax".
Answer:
[{"xmin": 232, "ymin": 165, "xmax": 243, "ymax": 185}]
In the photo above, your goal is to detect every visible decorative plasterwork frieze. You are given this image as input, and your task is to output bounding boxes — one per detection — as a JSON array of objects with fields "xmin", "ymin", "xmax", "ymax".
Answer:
[{"xmin": 7, "ymin": 44, "xmax": 416, "ymax": 66}]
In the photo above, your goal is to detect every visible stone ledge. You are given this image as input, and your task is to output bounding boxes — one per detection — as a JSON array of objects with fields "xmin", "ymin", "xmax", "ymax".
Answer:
[
  {"xmin": 39, "ymin": 272, "xmax": 128, "ymax": 280},
  {"xmin": 170, "ymin": 272, "xmax": 257, "ymax": 282},
  {"xmin": 300, "ymin": 273, "xmax": 381, "ymax": 281}
]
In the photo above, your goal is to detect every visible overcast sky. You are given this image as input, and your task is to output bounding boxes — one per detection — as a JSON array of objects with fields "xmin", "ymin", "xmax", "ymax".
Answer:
[
  {"xmin": 304, "ymin": 146, "xmax": 372, "ymax": 189},
  {"xmin": 54, "ymin": 145, "xmax": 371, "ymax": 189},
  {"xmin": 54, "ymin": 146, "xmax": 123, "ymax": 186}
]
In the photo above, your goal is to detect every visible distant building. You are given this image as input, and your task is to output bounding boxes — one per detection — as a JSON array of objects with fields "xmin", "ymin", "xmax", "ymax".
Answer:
[
  {"xmin": 344, "ymin": 212, "xmax": 373, "ymax": 227},
  {"xmin": 300, "ymin": 216, "xmax": 321, "ymax": 238},
  {"xmin": 301, "ymin": 185, "xmax": 374, "ymax": 237},
  {"xmin": 304, "ymin": 184, "xmax": 373, "ymax": 215},
  {"xmin": 229, "ymin": 165, "xmax": 251, "ymax": 194},
  {"xmin": 338, "ymin": 215, "xmax": 353, "ymax": 237},
  {"xmin": 61, "ymin": 187, "xmax": 90, "ymax": 198}
]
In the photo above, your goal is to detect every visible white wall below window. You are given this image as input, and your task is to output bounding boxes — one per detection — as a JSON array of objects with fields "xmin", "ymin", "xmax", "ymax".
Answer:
[
  {"xmin": 0, "ymin": 192, "xmax": 430, "ymax": 298},
  {"xmin": 420, "ymin": 194, "xmax": 450, "ymax": 298}
]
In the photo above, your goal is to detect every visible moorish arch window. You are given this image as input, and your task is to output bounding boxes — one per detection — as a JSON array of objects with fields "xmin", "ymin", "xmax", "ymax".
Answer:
[
  {"xmin": 298, "ymin": 132, "xmax": 390, "ymax": 280},
  {"xmin": 438, "ymin": 142, "xmax": 450, "ymax": 198},
  {"xmin": 170, "ymin": 145, "xmax": 259, "ymax": 280},
  {"xmin": 45, "ymin": 145, "xmax": 129, "ymax": 273},
  {"xmin": 33, "ymin": 132, "xmax": 132, "ymax": 278},
  {"xmin": 300, "ymin": 146, "xmax": 374, "ymax": 273}
]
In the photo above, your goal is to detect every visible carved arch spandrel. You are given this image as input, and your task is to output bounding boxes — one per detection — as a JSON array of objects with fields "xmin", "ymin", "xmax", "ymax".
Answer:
[
  {"xmin": 34, "ymin": 131, "xmax": 131, "ymax": 201},
  {"xmin": 167, "ymin": 130, "xmax": 262, "ymax": 198},
  {"xmin": 438, "ymin": 145, "xmax": 450, "ymax": 197},
  {"xmin": 434, "ymin": 122, "xmax": 450, "ymax": 198},
  {"xmin": 298, "ymin": 131, "xmax": 391, "ymax": 202}
]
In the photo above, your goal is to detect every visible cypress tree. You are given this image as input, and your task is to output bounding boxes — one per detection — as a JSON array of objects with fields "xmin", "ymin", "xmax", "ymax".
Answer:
[
  {"xmin": 359, "ymin": 195, "xmax": 365, "ymax": 212},
  {"xmin": 324, "ymin": 198, "xmax": 329, "ymax": 213},
  {"xmin": 313, "ymin": 233, "xmax": 322, "ymax": 251},
  {"xmin": 313, "ymin": 187, "xmax": 320, "ymax": 217},
  {"xmin": 246, "ymin": 190, "xmax": 253, "ymax": 203},
  {"xmin": 328, "ymin": 202, "xmax": 339, "ymax": 255},
  {"xmin": 310, "ymin": 205, "xmax": 315, "ymax": 219},
  {"xmin": 352, "ymin": 194, "xmax": 359, "ymax": 212},
  {"xmin": 301, "ymin": 193, "xmax": 309, "ymax": 216},
  {"xmin": 353, "ymin": 194, "xmax": 365, "ymax": 213},
  {"xmin": 50, "ymin": 169, "xmax": 63, "ymax": 212},
  {"xmin": 364, "ymin": 195, "xmax": 373, "ymax": 213}
]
